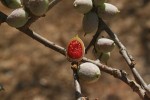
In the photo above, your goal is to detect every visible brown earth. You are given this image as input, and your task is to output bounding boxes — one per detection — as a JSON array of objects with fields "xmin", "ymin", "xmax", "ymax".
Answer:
[{"xmin": 0, "ymin": 0, "xmax": 150, "ymax": 100}]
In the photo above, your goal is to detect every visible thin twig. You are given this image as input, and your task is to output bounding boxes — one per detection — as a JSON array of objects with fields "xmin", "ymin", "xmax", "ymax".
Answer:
[
  {"xmin": 99, "ymin": 18, "xmax": 148, "ymax": 90},
  {"xmin": 85, "ymin": 19, "xmax": 104, "ymax": 54},
  {"xmin": 24, "ymin": 0, "xmax": 62, "ymax": 27},
  {"xmin": 71, "ymin": 62, "xmax": 82, "ymax": 100}
]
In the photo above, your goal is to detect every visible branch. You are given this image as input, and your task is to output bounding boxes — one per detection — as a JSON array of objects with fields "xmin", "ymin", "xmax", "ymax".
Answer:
[
  {"xmin": 85, "ymin": 19, "xmax": 104, "ymax": 54},
  {"xmin": 98, "ymin": 18, "xmax": 148, "ymax": 90},
  {"xmin": 71, "ymin": 63, "xmax": 82, "ymax": 100},
  {"xmin": 0, "ymin": 11, "xmax": 148, "ymax": 100}
]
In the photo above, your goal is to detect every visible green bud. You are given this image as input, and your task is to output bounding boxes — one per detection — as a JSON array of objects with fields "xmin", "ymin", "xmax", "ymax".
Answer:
[
  {"xmin": 98, "ymin": 3, "xmax": 120, "ymax": 20},
  {"xmin": 28, "ymin": 0, "xmax": 49, "ymax": 16},
  {"xmin": 73, "ymin": 0, "xmax": 93, "ymax": 14},
  {"xmin": 82, "ymin": 12, "xmax": 99, "ymax": 35},
  {"xmin": 1, "ymin": 0, "xmax": 22, "ymax": 9},
  {"xmin": 78, "ymin": 62, "xmax": 101, "ymax": 83},
  {"xmin": 6, "ymin": 8, "xmax": 29, "ymax": 28},
  {"xmin": 95, "ymin": 38, "xmax": 115, "ymax": 53}
]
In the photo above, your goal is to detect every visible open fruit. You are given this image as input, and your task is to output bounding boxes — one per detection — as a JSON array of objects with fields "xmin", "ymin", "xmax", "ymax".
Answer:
[{"xmin": 66, "ymin": 35, "xmax": 85, "ymax": 62}]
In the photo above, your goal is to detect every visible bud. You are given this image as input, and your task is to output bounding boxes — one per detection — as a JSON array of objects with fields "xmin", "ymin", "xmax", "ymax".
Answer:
[
  {"xmin": 6, "ymin": 8, "xmax": 29, "ymax": 28},
  {"xmin": 73, "ymin": 0, "xmax": 93, "ymax": 14},
  {"xmin": 93, "ymin": 49, "xmax": 110, "ymax": 64},
  {"xmin": 78, "ymin": 62, "xmax": 101, "ymax": 83},
  {"xmin": 28, "ymin": 0, "xmax": 49, "ymax": 16},
  {"xmin": 1, "ymin": 0, "xmax": 22, "ymax": 9},
  {"xmin": 82, "ymin": 12, "xmax": 99, "ymax": 35},
  {"xmin": 98, "ymin": 3, "xmax": 120, "ymax": 20},
  {"xmin": 95, "ymin": 38, "xmax": 115, "ymax": 53}
]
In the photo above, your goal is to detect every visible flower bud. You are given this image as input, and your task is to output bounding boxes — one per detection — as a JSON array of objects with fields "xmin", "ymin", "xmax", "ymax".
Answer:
[
  {"xmin": 1, "ymin": 0, "xmax": 22, "ymax": 9},
  {"xmin": 78, "ymin": 62, "xmax": 101, "ymax": 83},
  {"xmin": 98, "ymin": 3, "xmax": 119, "ymax": 20},
  {"xmin": 93, "ymin": 49, "xmax": 110, "ymax": 64},
  {"xmin": 28, "ymin": 0, "xmax": 49, "ymax": 16},
  {"xmin": 73, "ymin": 0, "xmax": 93, "ymax": 14},
  {"xmin": 6, "ymin": 8, "xmax": 29, "ymax": 28},
  {"xmin": 95, "ymin": 38, "xmax": 115, "ymax": 53},
  {"xmin": 82, "ymin": 12, "xmax": 98, "ymax": 35}
]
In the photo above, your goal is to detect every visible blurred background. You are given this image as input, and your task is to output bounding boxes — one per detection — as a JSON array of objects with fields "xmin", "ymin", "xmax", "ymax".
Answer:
[{"xmin": 0, "ymin": 0, "xmax": 150, "ymax": 100}]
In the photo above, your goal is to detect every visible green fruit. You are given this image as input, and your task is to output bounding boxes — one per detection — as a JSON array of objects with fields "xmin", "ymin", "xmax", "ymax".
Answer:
[
  {"xmin": 98, "ymin": 3, "xmax": 120, "ymax": 20},
  {"xmin": 73, "ymin": 0, "xmax": 93, "ymax": 14},
  {"xmin": 95, "ymin": 38, "xmax": 115, "ymax": 53},
  {"xmin": 1, "ymin": 0, "xmax": 22, "ymax": 9},
  {"xmin": 93, "ymin": 0, "xmax": 106, "ymax": 6},
  {"xmin": 82, "ymin": 12, "xmax": 99, "ymax": 35},
  {"xmin": 93, "ymin": 49, "xmax": 110, "ymax": 64},
  {"xmin": 78, "ymin": 62, "xmax": 101, "ymax": 83},
  {"xmin": 28, "ymin": 0, "xmax": 49, "ymax": 16},
  {"xmin": 6, "ymin": 8, "xmax": 29, "ymax": 28}
]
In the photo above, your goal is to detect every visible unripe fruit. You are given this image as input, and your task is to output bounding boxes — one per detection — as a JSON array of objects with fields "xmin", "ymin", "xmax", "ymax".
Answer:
[
  {"xmin": 73, "ymin": 0, "xmax": 93, "ymax": 14},
  {"xmin": 98, "ymin": 3, "xmax": 119, "ymax": 20},
  {"xmin": 82, "ymin": 12, "xmax": 98, "ymax": 35},
  {"xmin": 78, "ymin": 62, "xmax": 101, "ymax": 83},
  {"xmin": 95, "ymin": 38, "xmax": 115, "ymax": 53},
  {"xmin": 1, "ymin": 0, "xmax": 22, "ymax": 9},
  {"xmin": 28, "ymin": 0, "xmax": 49, "ymax": 16},
  {"xmin": 93, "ymin": 49, "xmax": 110, "ymax": 64},
  {"xmin": 66, "ymin": 35, "xmax": 85, "ymax": 62},
  {"xmin": 93, "ymin": 0, "xmax": 106, "ymax": 6},
  {"xmin": 6, "ymin": 8, "xmax": 29, "ymax": 28}
]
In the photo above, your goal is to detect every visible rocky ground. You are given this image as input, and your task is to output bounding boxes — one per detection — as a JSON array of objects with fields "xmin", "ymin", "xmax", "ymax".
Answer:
[{"xmin": 0, "ymin": 0, "xmax": 150, "ymax": 100}]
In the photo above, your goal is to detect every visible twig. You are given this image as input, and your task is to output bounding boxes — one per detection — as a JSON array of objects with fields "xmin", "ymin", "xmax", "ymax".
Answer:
[
  {"xmin": 24, "ymin": 0, "xmax": 62, "ymax": 27},
  {"xmin": 85, "ymin": 19, "xmax": 104, "ymax": 54},
  {"xmin": 0, "ymin": 11, "xmax": 149, "ymax": 100},
  {"xmin": 99, "ymin": 18, "xmax": 148, "ymax": 90},
  {"xmin": 71, "ymin": 62, "xmax": 82, "ymax": 100}
]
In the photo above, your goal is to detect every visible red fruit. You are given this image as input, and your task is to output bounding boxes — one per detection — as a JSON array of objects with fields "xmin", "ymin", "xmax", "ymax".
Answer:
[{"xmin": 66, "ymin": 35, "xmax": 85, "ymax": 62}]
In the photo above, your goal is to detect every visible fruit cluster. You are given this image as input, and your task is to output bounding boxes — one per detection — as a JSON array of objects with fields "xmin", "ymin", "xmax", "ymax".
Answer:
[
  {"xmin": 1, "ymin": 0, "xmax": 50, "ymax": 28},
  {"xmin": 73, "ymin": 0, "xmax": 119, "ymax": 35}
]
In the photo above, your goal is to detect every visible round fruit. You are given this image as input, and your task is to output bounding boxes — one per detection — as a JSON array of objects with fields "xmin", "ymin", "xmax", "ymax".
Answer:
[
  {"xmin": 1, "ymin": 0, "xmax": 22, "ymax": 9},
  {"xmin": 82, "ymin": 12, "xmax": 99, "ymax": 35},
  {"xmin": 93, "ymin": 0, "xmax": 106, "ymax": 6},
  {"xmin": 98, "ymin": 3, "xmax": 119, "ymax": 20},
  {"xmin": 78, "ymin": 62, "xmax": 101, "ymax": 83},
  {"xmin": 95, "ymin": 38, "xmax": 115, "ymax": 53},
  {"xmin": 6, "ymin": 8, "xmax": 29, "ymax": 28},
  {"xmin": 93, "ymin": 49, "xmax": 110, "ymax": 64},
  {"xmin": 28, "ymin": 0, "xmax": 49, "ymax": 16},
  {"xmin": 66, "ymin": 35, "xmax": 85, "ymax": 62},
  {"xmin": 73, "ymin": 0, "xmax": 93, "ymax": 14}
]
